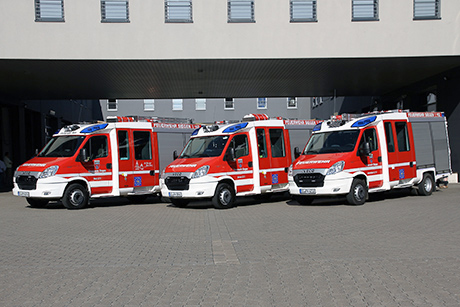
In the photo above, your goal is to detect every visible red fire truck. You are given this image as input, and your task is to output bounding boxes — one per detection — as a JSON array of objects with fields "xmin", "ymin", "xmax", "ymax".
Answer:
[
  {"xmin": 160, "ymin": 114, "xmax": 317, "ymax": 209},
  {"xmin": 289, "ymin": 110, "xmax": 452, "ymax": 205},
  {"xmin": 13, "ymin": 116, "xmax": 199, "ymax": 209}
]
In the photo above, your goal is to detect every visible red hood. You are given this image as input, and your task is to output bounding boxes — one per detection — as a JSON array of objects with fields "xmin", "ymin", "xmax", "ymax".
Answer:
[
  {"xmin": 165, "ymin": 157, "xmax": 212, "ymax": 173},
  {"xmin": 293, "ymin": 153, "xmax": 350, "ymax": 169},
  {"xmin": 18, "ymin": 157, "xmax": 70, "ymax": 172}
]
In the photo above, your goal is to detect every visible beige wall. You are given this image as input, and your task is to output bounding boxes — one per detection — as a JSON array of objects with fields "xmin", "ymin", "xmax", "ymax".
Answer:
[{"xmin": 1, "ymin": 0, "xmax": 459, "ymax": 60}]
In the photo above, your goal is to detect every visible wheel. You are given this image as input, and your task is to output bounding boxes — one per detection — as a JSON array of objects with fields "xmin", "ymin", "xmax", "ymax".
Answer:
[
  {"xmin": 346, "ymin": 178, "xmax": 367, "ymax": 205},
  {"xmin": 171, "ymin": 198, "xmax": 189, "ymax": 208},
  {"xmin": 26, "ymin": 198, "xmax": 49, "ymax": 208},
  {"xmin": 418, "ymin": 173, "xmax": 434, "ymax": 196},
  {"xmin": 212, "ymin": 183, "xmax": 235, "ymax": 209},
  {"xmin": 127, "ymin": 195, "xmax": 148, "ymax": 203},
  {"xmin": 62, "ymin": 183, "xmax": 89, "ymax": 209},
  {"xmin": 293, "ymin": 195, "xmax": 314, "ymax": 206}
]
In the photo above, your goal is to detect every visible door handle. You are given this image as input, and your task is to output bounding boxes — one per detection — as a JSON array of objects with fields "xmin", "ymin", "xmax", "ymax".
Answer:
[
  {"xmin": 106, "ymin": 163, "xmax": 112, "ymax": 169},
  {"xmin": 248, "ymin": 161, "xmax": 253, "ymax": 167}
]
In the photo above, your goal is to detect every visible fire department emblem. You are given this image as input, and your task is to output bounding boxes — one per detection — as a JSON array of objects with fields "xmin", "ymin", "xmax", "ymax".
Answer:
[
  {"xmin": 272, "ymin": 174, "xmax": 279, "ymax": 184},
  {"xmin": 399, "ymin": 169, "xmax": 405, "ymax": 179},
  {"xmin": 94, "ymin": 160, "xmax": 100, "ymax": 170},
  {"xmin": 134, "ymin": 176, "xmax": 142, "ymax": 187},
  {"xmin": 238, "ymin": 159, "xmax": 243, "ymax": 169}
]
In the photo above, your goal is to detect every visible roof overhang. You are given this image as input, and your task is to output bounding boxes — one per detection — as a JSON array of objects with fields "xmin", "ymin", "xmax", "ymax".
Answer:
[{"xmin": 1, "ymin": 56, "xmax": 460, "ymax": 100}]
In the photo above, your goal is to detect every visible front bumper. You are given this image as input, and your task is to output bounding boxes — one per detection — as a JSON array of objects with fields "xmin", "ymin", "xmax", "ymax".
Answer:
[
  {"xmin": 289, "ymin": 174, "xmax": 353, "ymax": 196},
  {"xmin": 13, "ymin": 176, "xmax": 67, "ymax": 199},
  {"xmin": 160, "ymin": 177, "xmax": 218, "ymax": 199}
]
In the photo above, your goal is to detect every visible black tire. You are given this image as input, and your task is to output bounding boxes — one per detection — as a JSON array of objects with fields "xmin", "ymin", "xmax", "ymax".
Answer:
[
  {"xmin": 62, "ymin": 183, "xmax": 89, "ymax": 209},
  {"xmin": 212, "ymin": 183, "xmax": 235, "ymax": 209},
  {"xmin": 171, "ymin": 198, "xmax": 189, "ymax": 208},
  {"xmin": 293, "ymin": 195, "xmax": 314, "ymax": 206},
  {"xmin": 26, "ymin": 198, "xmax": 49, "ymax": 208},
  {"xmin": 346, "ymin": 178, "xmax": 367, "ymax": 205},
  {"xmin": 418, "ymin": 173, "xmax": 434, "ymax": 196}
]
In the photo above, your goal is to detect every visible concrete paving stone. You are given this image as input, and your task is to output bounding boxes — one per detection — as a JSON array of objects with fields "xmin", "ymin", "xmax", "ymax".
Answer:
[{"xmin": 2, "ymin": 186, "xmax": 460, "ymax": 306}]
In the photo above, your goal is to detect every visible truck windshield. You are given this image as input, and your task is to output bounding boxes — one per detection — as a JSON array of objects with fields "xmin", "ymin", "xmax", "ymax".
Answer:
[
  {"xmin": 38, "ymin": 136, "xmax": 86, "ymax": 158},
  {"xmin": 180, "ymin": 135, "xmax": 229, "ymax": 158},
  {"xmin": 304, "ymin": 130, "xmax": 360, "ymax": 154}
]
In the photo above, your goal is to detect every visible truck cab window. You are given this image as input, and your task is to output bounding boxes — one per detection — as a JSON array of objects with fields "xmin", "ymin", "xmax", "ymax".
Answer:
[
  {"xmin": 230, "ymin": 134, "xmax": 249, "ymax": 159},
  {"xmin": 384, "ymin": 122, "xmax": 395, "ymax": 152},
  {"xmin": 269, "ymin": 129, "xmax": 286, "ymax": 158},
  {"xmin": 256, "ymin": 129, "xmax": 267, "ymax": 158},
  {"xmin": 118, "ymin": 130, "xmax": 130, "ymax": 160},
  {"xmin": 82, "ymin": 135, "xmax": 108, "ymax": 160},
  {"xmin": 395, "ymin": 122, "xmax": 410, "ymax": 152},
  {"xmin": 133, "ymin": 131, "xmax": 152, "ymax": 160},
  {"xmin": 359, "ymin": 128, "xmax": 378, "ymax": 152}
]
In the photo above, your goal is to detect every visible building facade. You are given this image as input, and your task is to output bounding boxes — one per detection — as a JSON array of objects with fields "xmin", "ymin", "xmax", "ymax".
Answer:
[{"xmin": 100, "ymin": 97, "xmax": 312, "ymax": 123}]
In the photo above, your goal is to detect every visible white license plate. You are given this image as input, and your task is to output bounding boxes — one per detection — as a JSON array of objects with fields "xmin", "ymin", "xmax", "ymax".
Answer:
[
  {"xmin": 18, "ymin": 191, "xmax": 30, "ymax": 197},
  {"xmin": 169, "ymin": 192, "xmax": 182, "ymax": 197},
  {"xmin": 300, "ymin": 188, "xmax": 316, "ymax": 195}
]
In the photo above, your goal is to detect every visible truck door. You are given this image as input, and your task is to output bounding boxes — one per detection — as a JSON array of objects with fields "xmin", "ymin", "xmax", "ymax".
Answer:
[
  {"xmin": 132, "ymin": 130, "xmax": 157, "ymax": 190},
  {"xmin": 117, "ymin": 129, "xmax": 133, "ymax": 189},
  {"xmin": 357, "ymin": 127, "xmax": 383, "ymax": 189},
  {"xmin": 384, "ymin": 121, "xmax": 416, "ymax": 182},
  {"xmin": 256, "ymin": 128, "xmax": 271, "ymax": 187},
  {"xmin": 256, "ymin": 127, "xmax": 290, "ymax": 189},
  {"xmin": 80, "ymin": 134, "xmax": 113, "ymax": 195},
  {"xmin": 227, "ymin": 133, "xmax": 253, "ymax": 193}
]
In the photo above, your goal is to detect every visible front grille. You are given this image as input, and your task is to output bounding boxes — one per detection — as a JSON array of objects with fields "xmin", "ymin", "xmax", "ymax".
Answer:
[
  {"xmin": 165, "ymin": 176, "xmax": 190, "ymax": 191},
  {"xmin": 294, "ymin": 173, "xmax": 324, "ymax": 187},
  {"xmin": 16, "ymin": 175, "xmax": 38, "ymax": 190}
]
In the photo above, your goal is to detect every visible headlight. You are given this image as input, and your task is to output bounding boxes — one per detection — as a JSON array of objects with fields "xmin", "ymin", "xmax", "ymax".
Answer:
[
  {"xmin": 288, "ymin": 164, "xmax": 293, "ymax": 177},
  {"xmin": 326, "ymin": 161, "xmax": 344, "ymax": 176},
  {"xmin": 38, "ymin": 165, "xmax": 59, "ymax": 179},
  {"xmin": 191, "ymin": 165, "xmax": 209, "ymax": 179}
]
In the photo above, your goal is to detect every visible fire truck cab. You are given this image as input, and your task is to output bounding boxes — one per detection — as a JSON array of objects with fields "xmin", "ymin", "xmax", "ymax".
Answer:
[
  {"xmin": 161, "ymin": 114, "xmax": 316, "ymax": 209},
  {"xmin": 289, "ymin": 110, "xmax": 452, "ymax": 205},
  {"xmin": 13, "ymin": 116, "xmax": 198, "ymax": 209}
]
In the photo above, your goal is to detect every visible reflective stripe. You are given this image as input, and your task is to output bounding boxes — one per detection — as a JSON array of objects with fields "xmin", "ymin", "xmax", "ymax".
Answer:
[
  {"xmin": 259, "ymin": 167, "xmax": 286, "ymax": 173},
  {"xmin": 89, "ymin": 181, "xmax": 113, "ymax": 188},
  {"xmin": 389, "ymin": 162, "xmax": 416, "ymax": 168}
]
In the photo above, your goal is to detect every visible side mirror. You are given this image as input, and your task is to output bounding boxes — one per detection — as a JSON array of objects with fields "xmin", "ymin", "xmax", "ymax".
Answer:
[
  {"xmin": 173, "ymin": 150, "xmax": 178, "ymax": 160},
  {"xmin": 360, "ymin": 142, "xmax": 371, "ymax": 156},
  {"xmin": 294, "ymin": 147, "xmax": 301, "ymax": 159},
  {"xmin": 79, "ymin": 148, "xmax": 88, "ymax": 162},
  {"xmin": 225, "ymin": 147, "xmax": 235, "ymax": 161}
]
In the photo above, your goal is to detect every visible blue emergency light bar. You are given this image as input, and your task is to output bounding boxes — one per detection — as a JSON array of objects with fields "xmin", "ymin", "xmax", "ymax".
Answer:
[
  {"xmin": 223, "ymin": 122, "xmax": 248, "ymax": 133},
  {"xmin": 313, "ymin": 123, "xmax": 322, "ymax": 131},
  {"xmin": 351, "ymin": 116, "xmax": 377, "ymax": 128},
  {"xmin": 81, "ymin": 123, "xmax": 108, "ymax": 134}
]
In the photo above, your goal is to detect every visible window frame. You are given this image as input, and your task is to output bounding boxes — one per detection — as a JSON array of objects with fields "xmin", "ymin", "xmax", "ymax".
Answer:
[
  {"xmin": 287, "ymin": 97, "xmax": 298, "ymax": 109},
  {"xmin": 107, "ymin": 99, "xmax": 118, "ymax": 111},
  {"xmin": 165, "ymin": 0, "xmax": 193, "ymax": 23},
  {"xmin": 352, "ymin": 0, "xmax": 379, "ymax": 21},
  {"xmin": 413, "ymin": 0, "xmax": 440, "ymax": 20},
  {"xmin": 224, "ymin": 98, "xmax": 235, "ymax": 110},
  {"xmin": 101, "ymin": 0, "xmax": 130, "ymax": 23},
  {"xmin": 172, "ymin": 99, "xmax": 183, "ymax": 111},
  {"xmin": 257, "ymin": 98, "xmax": 267, "ymax": 110},
  {"xmin": 35, "ymin": 0, "xmax": 65, "ymax": 22},
  {"xmin": 143, "ymin": 99, "xmax": 155, "ymax": 111},
  {"xmin": 290, "ymin": 0, "xmax": 317, "ymax": 23},
  {"xmin": 195, "ymin": 98, "xmax": 206, "ymax": 111},
  {"xmin": 228, "ymin": 0, "xmax": 255, "ymax": 23}
]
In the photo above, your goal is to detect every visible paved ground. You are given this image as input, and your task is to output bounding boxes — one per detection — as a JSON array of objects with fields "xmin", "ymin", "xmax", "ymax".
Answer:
[{"xmin": 1, "ymin": 185, "xmax": 460, "ymax": 306}]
